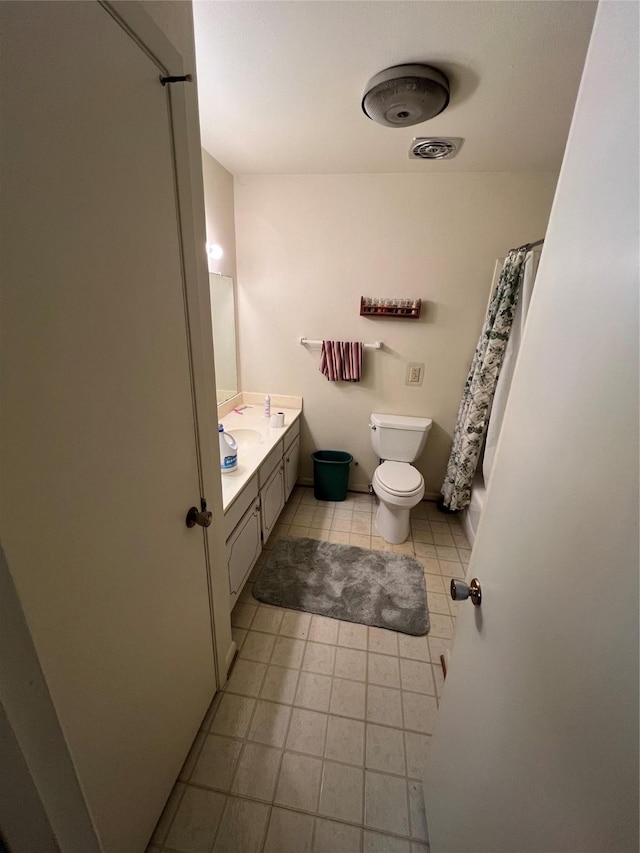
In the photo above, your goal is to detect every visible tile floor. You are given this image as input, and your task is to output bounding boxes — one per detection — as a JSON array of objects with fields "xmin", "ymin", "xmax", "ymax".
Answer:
[{"xmin": 149, "ymin": 487, "xmax": 471, "ymax": 853}]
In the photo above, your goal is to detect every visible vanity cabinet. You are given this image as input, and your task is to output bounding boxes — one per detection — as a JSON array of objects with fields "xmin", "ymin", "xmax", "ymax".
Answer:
[{"xmin": 223, "ymin": 415, "xmax": 301, "ymax": 607}]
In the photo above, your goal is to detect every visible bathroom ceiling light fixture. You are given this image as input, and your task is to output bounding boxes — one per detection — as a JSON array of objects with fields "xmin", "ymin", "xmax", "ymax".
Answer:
[
  {"xmin": 409, "ymin": 137, "xmax": 464, "ymax": 160},
  {"xmin": 207, "ymin": 243, "xmax": 224, "ymax": 260},
  {"xmin": 361, "ymin": 64, "xmax": 450, "ymax": 128}
]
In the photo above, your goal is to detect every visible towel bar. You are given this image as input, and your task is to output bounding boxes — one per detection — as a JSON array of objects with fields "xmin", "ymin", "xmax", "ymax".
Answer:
[{"xmin": 299, "ymin": 337, "xmax": 383, "ymax": 350}]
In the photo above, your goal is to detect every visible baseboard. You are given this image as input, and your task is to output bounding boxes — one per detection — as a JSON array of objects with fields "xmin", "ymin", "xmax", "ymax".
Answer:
[
  {"xmin": 297, "ymin": 478, "xmax": 440, "ymax": 503},
  {"xmin": 223, "ymin": 641, "xmax": 237, "ymax": 686}
]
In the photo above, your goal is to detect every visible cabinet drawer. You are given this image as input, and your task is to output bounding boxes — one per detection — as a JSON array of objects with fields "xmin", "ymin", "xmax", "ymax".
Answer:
[
  {"xmin": 224, "ymin": 474, "xmax": 258, "ymax": 540},
  {"xmin": 259, "ymin": 440, "xmax": 283, "ymax": 488},
  {"xmin": 227, "ymin": 496, "xmax": 262, "ymax": 599},
  {"xmin": 283, "ymin": 418, "xmax": 300, "ymax": 454},
  {"xmin": 261, "ymin": 462, "xmax": 285, "ymax": 544}
]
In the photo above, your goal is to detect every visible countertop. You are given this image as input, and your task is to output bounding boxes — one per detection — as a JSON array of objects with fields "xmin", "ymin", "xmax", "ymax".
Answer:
[{"xmin": 218, "ymin": 393, "xmax": 303, "ymax": 512}]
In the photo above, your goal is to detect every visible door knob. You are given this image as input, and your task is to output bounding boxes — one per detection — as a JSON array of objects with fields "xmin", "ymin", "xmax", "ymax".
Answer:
[
  {"xmin": 186, "ymin": 506, "xmax": 213, "ymax": 528},
  {"xmin": 450, "ymin": 577, "xmax": 482, "ymax": 607}
]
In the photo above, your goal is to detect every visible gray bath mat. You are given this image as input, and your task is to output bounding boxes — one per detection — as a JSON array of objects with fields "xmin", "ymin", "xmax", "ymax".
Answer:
[{"xmin": 253, "ymin": 537, "xmax": 429, "ymax": 636}]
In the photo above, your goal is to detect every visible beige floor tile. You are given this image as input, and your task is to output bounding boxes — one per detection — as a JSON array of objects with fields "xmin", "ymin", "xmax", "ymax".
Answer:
[
  {"xmin": 313, "ymin": 818, "xmax": 362, "ymax": 853},
  {"xmin": 400, "ymin": 659, "xmax": 435, "ymax": 695},
  {"xmin": 334, "ymin": 647, "xmax": 367, "ymax": 681},
  {"xmin": 191, "ymin": 734, "xmax": 242, "ymax": 791},
  {"xmin": 247, "ymin": 700, "xmax": 292, "ymax": 747},
  {"xmin": 225, "ymin": 659, "xmax": 267, "ymax": 697},
  {"xmin": 397, "ymin": 634, "xmax": 430, "ymax": 662},
  {"xmin": 231, "ymin": 741, "xmax": 281, "ymax": 800},
  {"xmin": 260, "ymin": 665, "xmax": 300, "ymax": 705},
  {"xmin": 412, "ymin": 529, "xmax": 435, "ymax": 544},
  {"xmin": 324, "ymin": 715, "xmax": 365, "ymax": 766},
  {"xmin": 364, "ymin": 770, "xmax": 410, "ymax": 836},
  {"xmin": 423, "ymin": 574, "xmax": 445, "ymax": 594},
  {"xmin": 367, "ymin": 652, "xmax": 401, "ymax": 688},
  {"xmin": 426, "ymin": 636, "xmax": 451, "ymax": 665},
  {"xmin": 366, "ymin": 684, "xmax": 403, "ymax": 728},
  {"xmin": 251, "ymin": 606, "xmax": 284, "ymax": 635},
  {"xmin": 238, "ymin": 630, "xmax": 276, "ymax": 663},
  {"xmin": 432, "ymin": 531, "xmax": 455, "ymax": 546},
  {"xmin": 274, "ymin": 751, "xmax": 323, "ymax": 812},
  {"xmin": 366, "ymin": 724, "xmax": 406, "ymax": 775},
  {"xmin": 271, "ymin": 636, "xmax": 305, "ymax": 668},
  {"xmin": 307, "ymin": 528, "xmax": 331, "ymax": 541},
  {"xmin": 429, "ymin": 613, "xmax": 455, "ymax": 640},
  {"xmin": 166, "ymin": 786, "xmax": 226, "ymax": 853},
  {"xmin": 404, "ymin": 732, "xmax": 432, "ymax": 780},
  {"xmin": 435, "ymin": 545, "xmax": 461, "ymax": 563},
  {"xmin": 289, "ymin": 524, "xmax": 311, "ymax": 538},
  {"xmin": 212, "ymin": 796, "xmax": 270, "ymax": 853},
  {"xmin": 285, "ymin": 708, "xmax": 328, "ymax": 756},
  {"xmin": 337, "ymin": 620, "xmax": 368, "ymax": 650},
  {"xmin": 231, "ymin": 627, "xmax": 248, "ymax": 653},
  {"xmin": 230, "ymin": 602, "xmax": 257, "ymax": 629},
  {"xmin": 328, "ymin": 530, "xmax": 351, "ymax": 544},
  {"xmin": 408, "ymin": 780, "xmax": 429, "ymax": 842},
  {"xmin": 303, "ymin": 641, "xmax": 336, "ymax": 675},
  {"xmin": 333, "ymin": 508, "xmax": 354, "ymax": 520},
  {"xmin": 318, "ymin": 761, "xmax": 364, "ymax": 823},
  {"xmin": 402, "ymin": 692, "xmax": 438, "ymax": 734},
  {"xmin": 309, "ymin": 614, "xmax": 340, "ymax": 644},
  {"xmin": 210, "ymin": 694, "xmax": 256, "ymax": 738},
  {"xmin": 295, "ymin": 671, "xmax": 332, "ymax": 712},
  {"xmin": 364, "ymin": 830, "xmax": 411, "ymax": 853},
  {"xmin": 329, "ymin": 677, "xmax": 366, "ymax": 719},
  {"xmin": 330, "ymin": 517, "xmax": 352, "ymax": 532},
  {"xmin": 370, "ymin": 535, "xmax": 395, "ymax": 552},
  {"xmin": 264, "ymin": 808, "xmax": 315, "ymax": 853},
  {"xmin": 368, "ymin": 626, "xmax": 399, "ymax": 656},
  {"xmin": 428, "ymin": 593, "xmax": 450, "ymax": 616},
  {"xmin": 350, "ymin": 533, "xmax": 372, "ymax": 548},
  {"xmin": 279, "ymin": 610, "xmax": 312, "ymax": 639},
  {"xmin": 413, "ymin": 542, "xmax": 437, "ymax": 559}
]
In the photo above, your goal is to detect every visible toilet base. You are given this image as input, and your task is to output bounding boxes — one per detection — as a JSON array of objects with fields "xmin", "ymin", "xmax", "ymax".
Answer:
[{"xmin": 375, "ymin": 501, "xmax": 411, "ymax": 544}]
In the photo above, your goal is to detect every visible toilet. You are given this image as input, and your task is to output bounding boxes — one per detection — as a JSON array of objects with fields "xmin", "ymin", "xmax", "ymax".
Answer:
[{"xmin": 369, "ymin": 412, "xmax": 433, "ymax": 544}]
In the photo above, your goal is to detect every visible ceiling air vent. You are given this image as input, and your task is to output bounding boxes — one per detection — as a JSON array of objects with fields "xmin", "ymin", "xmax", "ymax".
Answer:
[{"xmin": 409, "ymin": 137, "xmax": 463, "ymax": 160}]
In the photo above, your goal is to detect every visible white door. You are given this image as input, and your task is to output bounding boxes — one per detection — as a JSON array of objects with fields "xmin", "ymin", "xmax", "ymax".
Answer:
[
  {"xmin": 1, "ymin": 4, "xmax": 216, "ymax": 852},
  {"xmin": 424, "ymin": 4, "xmax": 639, "ymax": 851}
]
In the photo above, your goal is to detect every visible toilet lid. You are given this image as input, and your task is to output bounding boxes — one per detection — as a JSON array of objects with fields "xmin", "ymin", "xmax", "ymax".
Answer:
[{"xmin": 376, "ymin": 461, "xmax": 423, "ymax": 494}]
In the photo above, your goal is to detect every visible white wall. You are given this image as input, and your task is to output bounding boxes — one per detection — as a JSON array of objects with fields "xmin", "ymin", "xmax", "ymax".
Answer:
[{"xmin": 234, "ymin": 172, "xmax": 557, "ymax": 495}]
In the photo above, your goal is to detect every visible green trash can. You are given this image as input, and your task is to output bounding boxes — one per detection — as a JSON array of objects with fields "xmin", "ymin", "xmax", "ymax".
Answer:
[{"xmin": 312, "ymin": 450, "xmax": 353, "ymax": 501}]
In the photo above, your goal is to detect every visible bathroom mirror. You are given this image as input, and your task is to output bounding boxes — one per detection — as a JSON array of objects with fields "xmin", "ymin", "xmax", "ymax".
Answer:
[{"xmin": 209, "ymin": 273, "xmax": 238, "ymax": 404}]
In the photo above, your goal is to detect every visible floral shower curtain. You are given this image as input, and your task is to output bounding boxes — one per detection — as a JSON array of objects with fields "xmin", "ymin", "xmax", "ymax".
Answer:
[{"xmin": 440, "ymin": 247, "xmax": 528, "ymax": 511}]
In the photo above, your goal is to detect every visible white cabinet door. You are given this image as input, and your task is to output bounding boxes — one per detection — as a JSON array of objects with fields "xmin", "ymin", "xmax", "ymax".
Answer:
[
  {"xmin": 284, "ymin": 435, "xmax": 300, "ymax": 500},
  {"xmin": 0, "ymin": 5, "xmax": 215, "ymax": 852},
  {"xmin": 227, "ymin": 498, "xmax": 262, "ymax": 603},
  {"xmin": 261, "ymin": 463, "xmax": 285, "ymax": 544}
]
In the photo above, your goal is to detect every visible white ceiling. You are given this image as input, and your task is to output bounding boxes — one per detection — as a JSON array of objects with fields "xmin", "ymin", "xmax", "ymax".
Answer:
[{"xmin": 193, "ymin": 1, "xmax": 597, "ymax": 175}]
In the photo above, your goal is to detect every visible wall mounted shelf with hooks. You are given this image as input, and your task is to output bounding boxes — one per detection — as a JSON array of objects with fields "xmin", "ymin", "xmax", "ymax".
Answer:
[{"xmin": 360, "ymin": 297, "xmax": 421, "ymax": 319}]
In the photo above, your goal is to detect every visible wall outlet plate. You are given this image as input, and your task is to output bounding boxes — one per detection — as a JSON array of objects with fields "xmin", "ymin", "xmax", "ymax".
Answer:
[{"xmin": 406, "ymin": 362, "xmax": 424, "ymax": 386}]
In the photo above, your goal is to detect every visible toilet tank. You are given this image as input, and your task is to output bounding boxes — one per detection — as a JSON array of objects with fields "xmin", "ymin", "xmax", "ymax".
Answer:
[{"xmin": 370, "ymin": 413, "xmax": 433, "ymax": 462}]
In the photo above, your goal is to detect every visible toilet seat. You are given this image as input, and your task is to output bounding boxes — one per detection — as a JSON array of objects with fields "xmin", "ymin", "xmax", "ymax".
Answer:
[{"xmin": 375, "ymin": 461, "xmax": 423, "ymax": 497}]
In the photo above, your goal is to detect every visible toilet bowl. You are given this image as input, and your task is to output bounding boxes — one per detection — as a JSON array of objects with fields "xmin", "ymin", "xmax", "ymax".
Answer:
[
  {"xmin": 369, "ymin": 412, "xmax": 432, "ymax": 544},
  {"xmin": 372, "ymin": 461, "xmax": 425, "ymax": 544}
]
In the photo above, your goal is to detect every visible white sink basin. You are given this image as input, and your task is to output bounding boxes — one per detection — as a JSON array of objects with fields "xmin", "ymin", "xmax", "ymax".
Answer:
[{"xmin": 228, "ymin": 428, "xmax": 263, "ymax": 450}]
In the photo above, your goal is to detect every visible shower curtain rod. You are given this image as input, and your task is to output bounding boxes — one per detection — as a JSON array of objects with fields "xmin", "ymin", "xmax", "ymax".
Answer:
[{"xmin": 525, "ymin": 238, "xmax": 545, "ymax": 250}]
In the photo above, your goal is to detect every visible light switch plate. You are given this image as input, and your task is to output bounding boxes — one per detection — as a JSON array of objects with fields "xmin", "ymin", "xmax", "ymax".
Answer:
[{"xmin": 406, "ymin": 362, "xmax": 424, "ymax": 386}]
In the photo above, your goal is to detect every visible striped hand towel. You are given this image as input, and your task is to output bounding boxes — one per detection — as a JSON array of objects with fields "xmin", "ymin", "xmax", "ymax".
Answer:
[{"xmin": 319, "ymin": 340, "xmax": 363, "ymax": 382}]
